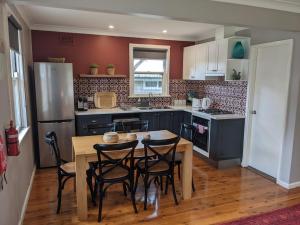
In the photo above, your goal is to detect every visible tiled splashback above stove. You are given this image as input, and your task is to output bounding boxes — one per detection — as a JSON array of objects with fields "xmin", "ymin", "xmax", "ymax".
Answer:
[{"xmin": 74, "ymin": 78, "xmax": 247, "ymax": 114}]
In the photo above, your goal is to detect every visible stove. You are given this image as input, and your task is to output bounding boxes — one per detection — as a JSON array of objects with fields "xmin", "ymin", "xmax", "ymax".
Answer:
[{"xmin": 198, "ymin": 109, "xmax": 233, "ymax": 115}]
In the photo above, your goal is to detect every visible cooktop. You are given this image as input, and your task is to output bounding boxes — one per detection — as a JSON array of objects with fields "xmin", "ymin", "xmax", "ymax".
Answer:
[{"xmin": 198, "ymin": 109, "xmax": 233, "ymax": 115}]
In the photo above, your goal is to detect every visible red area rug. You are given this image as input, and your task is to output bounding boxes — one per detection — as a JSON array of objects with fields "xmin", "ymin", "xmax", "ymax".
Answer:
[{"xmin": 220, "ymin": 204, "xmax": 300, "ymax": 225}]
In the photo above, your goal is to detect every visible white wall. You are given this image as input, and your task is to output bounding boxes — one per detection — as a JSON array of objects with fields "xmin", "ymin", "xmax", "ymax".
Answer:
[{"xmin": 0, "ymin": 1, "xmax": 35, "ymax": 225}]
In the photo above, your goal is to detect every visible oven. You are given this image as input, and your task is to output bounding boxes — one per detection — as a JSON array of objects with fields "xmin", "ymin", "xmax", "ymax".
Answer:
[{"xmin": 192, "ymin": 115, "xmax": 210, "ymax": 157}]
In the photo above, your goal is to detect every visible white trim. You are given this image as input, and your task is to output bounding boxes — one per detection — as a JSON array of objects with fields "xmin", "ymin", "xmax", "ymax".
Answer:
[
  {"xmin": 30, "ymin": 24, "xmax": 198, "ymax": 42},
  {"xmin": 18, "ymin": 165, "xmax": 36, "ymax": 225},
  {"xmin": 129, "ymin": 43, "xmax": 170, "ymax": 98},
  {"xmin": 277, "ymin": 179, "xmax": 300, "ymax": 189},
  {"xmin": 242, "ymin": 39, "xmax": 294, "ymax": 179},
  {"xmin": 211, "ymin": 0, "xmax": 300, "ymax": 14}
]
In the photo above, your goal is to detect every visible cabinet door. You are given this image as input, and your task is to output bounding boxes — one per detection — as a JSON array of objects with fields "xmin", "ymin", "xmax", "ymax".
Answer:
[
  {"xmin": 207, "ymin": 41, "xmax": 218, "ymax": 72},
  {"xmin": 171, "ymin": 111, "xmax": 184, "ymax": 135},
  {"xmin": 158, "ymin": 112, "xmax": 172, "ymax": 131},
  {"xmin": 183, "ymin": 46, "xmax": 195, "ymax": 80},
  {"xmin": 216, "ymin": 39, "xmax": 228, "ymax": 74},
  {"xmin": 141, "ymin": 112, "xmax": 157, "ymax": 131},
  {"xmin": 194, "ymin": 44, "xmax": 208, "ymax": 80}
]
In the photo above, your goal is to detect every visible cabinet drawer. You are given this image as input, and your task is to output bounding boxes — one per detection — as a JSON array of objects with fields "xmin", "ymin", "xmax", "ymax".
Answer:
[{"xmin": 76, "ymin": 115, "xmax": 112, "ymax": 136}]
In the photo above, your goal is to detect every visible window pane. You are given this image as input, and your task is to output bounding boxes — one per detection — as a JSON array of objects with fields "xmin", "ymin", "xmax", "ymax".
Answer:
[
  {"xmin": 134, "ymin": 59, "xmax": 165, "ymax": 73},
  {"xmin": 134, "ymin": 73, "xmax": 163, "ymax": 95}
]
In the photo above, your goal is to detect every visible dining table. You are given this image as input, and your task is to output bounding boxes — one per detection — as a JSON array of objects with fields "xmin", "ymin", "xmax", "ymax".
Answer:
[{"xmin": 72, "ymin": 130, "xmax": 193, "ymax": 220}]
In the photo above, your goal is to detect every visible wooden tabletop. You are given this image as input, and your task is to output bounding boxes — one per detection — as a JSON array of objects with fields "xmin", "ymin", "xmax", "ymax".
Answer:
[{"xmin": 72, "ymin": 130, "xmax": 191, "ymax": 157}]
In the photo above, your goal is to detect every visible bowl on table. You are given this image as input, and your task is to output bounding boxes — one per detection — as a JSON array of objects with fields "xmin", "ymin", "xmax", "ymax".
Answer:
[
  {"xmin": 126, "ymin": 133, "xmax": 137, "ymax": 141},
  {"xmin": 103, "ymin": 132, "xmax": 119, "ymax": 143}
]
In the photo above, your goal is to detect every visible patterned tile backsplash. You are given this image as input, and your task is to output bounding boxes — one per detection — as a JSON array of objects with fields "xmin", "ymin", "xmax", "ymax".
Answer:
[{"xmin": 74, "ymin": 78, "xmax": 247, "ymax": 114}]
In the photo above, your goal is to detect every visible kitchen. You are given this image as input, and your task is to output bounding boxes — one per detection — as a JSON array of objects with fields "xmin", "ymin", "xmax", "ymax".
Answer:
[{"xmin": 1, "ymin": 1, "xmax": 300, "ymax": 225}]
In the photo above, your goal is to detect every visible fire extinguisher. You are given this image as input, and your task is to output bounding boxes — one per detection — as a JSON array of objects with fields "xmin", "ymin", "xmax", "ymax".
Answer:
[
  {"xmin": 0, "ymin": 134, "xmax": 7, "ymax": 190},
  {"xmin": 5, "ymin": 120, "xmax": 20, "ymax": 156}
]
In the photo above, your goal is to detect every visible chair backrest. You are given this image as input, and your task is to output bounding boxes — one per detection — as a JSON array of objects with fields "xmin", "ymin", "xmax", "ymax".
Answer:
[
  {"xmin": 45, "ymin": 131, "xmax": 61, "ymax": 167},
  {"xmin": 122, "ymin": 120, "xmax": 149, "ymax": 133},
  {"xmin": 93, "ymin": 140, "xmax": 139, "ymax": 179},
  {"xmin": 180, "ymin": 123, "xmax": 196, "ymax": 143},
  {"xmin": 142, "ymin": 136, "xmax": 180, "ymax": 171}
]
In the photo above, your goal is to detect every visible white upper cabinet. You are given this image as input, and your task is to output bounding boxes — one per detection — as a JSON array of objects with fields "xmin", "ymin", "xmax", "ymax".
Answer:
[
  {"xmin": 207, "ymin": 41, "xmax": 218, "ymax": 73},
  {"xmin": 183, "ymin": 36, "xmax": 251, "ymax": 81},
  {"xmin": 183, "ymin": 44, "xmax": 207, "ymax": 80},
  {"xmin": 206, "ymin": 39, "xmax": 227, "ymax": 75}
]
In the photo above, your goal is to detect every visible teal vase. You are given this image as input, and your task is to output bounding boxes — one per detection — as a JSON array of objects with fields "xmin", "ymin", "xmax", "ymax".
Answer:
[{"xmin": 232, "ymin": 41, "xmax": 245, "ymax": 59}]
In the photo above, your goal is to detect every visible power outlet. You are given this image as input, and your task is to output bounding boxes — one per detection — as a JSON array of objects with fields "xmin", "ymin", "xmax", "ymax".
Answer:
[{"xmin": 87, "ymin": 96, "xmax": 94, "ymax": 102}]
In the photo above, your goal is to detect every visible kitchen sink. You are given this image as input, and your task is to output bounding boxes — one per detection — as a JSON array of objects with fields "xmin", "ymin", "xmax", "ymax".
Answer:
[{"xmin": 137, "ymin": 106, "xmax": 172, "ymax": 110}]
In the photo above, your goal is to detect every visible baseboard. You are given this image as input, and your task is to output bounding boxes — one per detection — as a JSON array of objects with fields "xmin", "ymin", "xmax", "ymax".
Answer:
[
  {"xmin": 277, "ymin": 179, "xmax": 300, "ymax": 189},
  {"xmin": 18, "ymin": 165, "xmax": 36, "ymax": 225}
]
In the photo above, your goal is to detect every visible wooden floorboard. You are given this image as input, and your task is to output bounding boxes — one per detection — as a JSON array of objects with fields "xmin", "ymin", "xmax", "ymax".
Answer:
[{"xmin": 23, "ymin": 155, "xmax": 300, "ymax": 225}]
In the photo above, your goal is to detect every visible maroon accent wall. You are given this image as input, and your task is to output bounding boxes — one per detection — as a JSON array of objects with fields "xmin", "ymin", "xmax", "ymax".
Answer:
[{"xmin": 31, "ymin": 30, "xmax": 193, "ymax": 78}]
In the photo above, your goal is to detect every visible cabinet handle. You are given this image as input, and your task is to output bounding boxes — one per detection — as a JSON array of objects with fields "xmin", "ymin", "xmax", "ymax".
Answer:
[
  {"xmin": 251, "ymin": 110, "xmax": 257, "ymax": 115},
  {"xmin": 91, "ymin": 120, "xmax": 97, "ymax": 123}
]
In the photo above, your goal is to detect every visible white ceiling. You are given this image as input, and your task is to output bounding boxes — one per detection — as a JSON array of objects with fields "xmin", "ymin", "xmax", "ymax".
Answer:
[
  {"xmin": 15, "ymin": 4, "xmax": 222, "ymax": 41},
  {"xmin": 212, "ymin": 0, "xmax": 300, "ymax": 13}
]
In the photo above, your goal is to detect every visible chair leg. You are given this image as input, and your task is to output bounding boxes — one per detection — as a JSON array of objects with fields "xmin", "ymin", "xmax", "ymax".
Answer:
[
  {"xmin": 144, "ymin": 175, "xmax": 149, "ymax": 210},
  {"xmin": 123, "ymin": 182, "xmax": 127, "ymax": 197},
  {"xmin": 130, "ymin": 178, "xmax": 138, "ymax": 213},
  {"xmin": 192, "ymin": 178, "xmax": 196, "ymax": 192},
  {"xmin": 170, "ymin": 175, "xmax": 178, "ymax": 205},
  {"xmin": 56, "ymin": 177, "xmax": 62, "ymax": 214},
  {"xmin": 165, "ymin": 176, "xmax": 169, "ymax": 195},
  {"xmin": 86, "ymin": 176, "xmax": 96, "ymax": 206},
  {"xmin": 93, "ymin": 181, "xmax": 98, "ymax": 204},
  {"xmin": 98, "ymin": 183, "xmax": 104, "ymax": 222},
  {"xmin": 159, "ymin": 176, "xmax": 163, "ymax": 191}
]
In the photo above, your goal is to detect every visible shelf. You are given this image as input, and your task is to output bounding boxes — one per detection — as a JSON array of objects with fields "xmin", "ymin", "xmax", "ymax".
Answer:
[
  {"xmin": 79, "ymin": 74, "xmax": 127, "ymax": 78},
  {"xmin": 227, "ymin": 58, "xmax": 249, "ymax": 61}
]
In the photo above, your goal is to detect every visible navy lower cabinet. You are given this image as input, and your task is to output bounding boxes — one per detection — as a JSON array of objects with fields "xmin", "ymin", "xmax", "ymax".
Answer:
[
  {"xmin": 183, "ymin": 111, "xmax": 192, "ymax": 124},
  {"xmin": 209, "ymin": 118, "xmax": 245, "ymax": 161},
  {"xmin": 140, "ymin": 111, "xmax": 183, "ymax": 134},
  {"xmin": 76, "ymin": 115, "xmax": 112, "ymax": 136}
]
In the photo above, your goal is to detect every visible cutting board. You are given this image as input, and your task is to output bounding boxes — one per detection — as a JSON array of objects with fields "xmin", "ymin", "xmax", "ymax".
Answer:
[{"xmin": 94, "ymin": 92, "xmax": 117, "ymax": 108}]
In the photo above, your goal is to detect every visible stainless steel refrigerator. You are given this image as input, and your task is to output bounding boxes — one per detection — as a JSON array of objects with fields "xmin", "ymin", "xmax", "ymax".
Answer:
[{"xmin": 34, "ymin": 62, "xmax": 75, "ymax": 168}]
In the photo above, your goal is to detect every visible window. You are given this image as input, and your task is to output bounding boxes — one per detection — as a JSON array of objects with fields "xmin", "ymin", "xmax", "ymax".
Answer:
[
  {"xmin": 129, "ymin": 44, "xmax": 170, "ymax": 97},
  {"xmin": 8, "ymin": 16, "xmax": 27, "ymax": 130}
]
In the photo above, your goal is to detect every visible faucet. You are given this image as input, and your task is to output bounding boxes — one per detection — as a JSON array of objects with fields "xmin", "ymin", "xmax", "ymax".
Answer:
[{"xmin": 148, "ymin": 92, "xmax": 153, "ymax": 107}]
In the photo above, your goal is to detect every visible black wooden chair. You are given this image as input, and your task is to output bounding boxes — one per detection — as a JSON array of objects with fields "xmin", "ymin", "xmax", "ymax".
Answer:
[
  {"xmin": 93, "ymin": 140, "xmax": 139, "ymax": 222},
  {"xmin": 165, "ymin": 123, "xmax": 196, "ymax": 193},
  {"xmin": 134, "ymin": 136, "xmax": 180, "ymax": 210},
  {"xmin": 86, "ymin": 122, "xmax": 116, "ymax": 204},
  {"xmin": 45, "ymin": 131, "xmax": 94, "ymax": 214}
]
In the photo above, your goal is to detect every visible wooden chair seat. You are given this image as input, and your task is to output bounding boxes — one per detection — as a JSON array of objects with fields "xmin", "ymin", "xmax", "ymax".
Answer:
[
  {"xmin": 167, "ymin": 152, "xmax": 182, "ymax": 163},
  {"xmin": 96, "ymin": 166, "xmax": 129, "ymax": 180},
  {"xmin": 137, "ymin": 160, "xmax": 169, "ymax": 173},
  {"xmin": 60, "ymin": 162, "xmax": 76, "ymax": 174}
]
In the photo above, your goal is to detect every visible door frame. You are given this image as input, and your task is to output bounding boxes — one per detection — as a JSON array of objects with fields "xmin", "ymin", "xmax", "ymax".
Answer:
[{"xmin": 241, "ymin": 39, "xmax": 293, "ymax": 181}]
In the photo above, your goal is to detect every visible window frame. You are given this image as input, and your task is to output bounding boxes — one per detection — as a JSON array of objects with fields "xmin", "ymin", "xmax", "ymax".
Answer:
[
  {"xmin": 8, "ymin": 24, "xmax": 28, "ymax": 131},
  {"xmin": 129, "ymin": 44, "xmax": 170, "ymax": 98}
]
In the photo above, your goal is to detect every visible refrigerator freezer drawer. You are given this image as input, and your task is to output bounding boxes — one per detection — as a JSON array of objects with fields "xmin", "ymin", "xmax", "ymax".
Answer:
[{"xmin": 38, "ymin": 120, "xmax": 75, "ymax": 168}]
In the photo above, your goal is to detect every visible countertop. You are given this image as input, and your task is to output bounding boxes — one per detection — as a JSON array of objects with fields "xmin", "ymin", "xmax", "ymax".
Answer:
[{"xmin": 75, "ymin": 106, "xmax": 245, "ymax": 120}]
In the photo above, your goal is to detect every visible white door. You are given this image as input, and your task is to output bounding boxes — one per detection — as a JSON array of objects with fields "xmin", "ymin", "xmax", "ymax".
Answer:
[{"xmin": 248, "ymin": 40, "xmax": 293, "ymax": 178}]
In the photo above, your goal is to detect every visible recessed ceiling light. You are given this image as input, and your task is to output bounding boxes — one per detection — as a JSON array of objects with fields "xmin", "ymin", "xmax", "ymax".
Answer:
[
  {"xmin": 162, "ymin": 30, "xmax": 167, "ymax": 33},
  {"xmin": 108, "ymin": 25, "xmax": 115, "ymax": 29}
]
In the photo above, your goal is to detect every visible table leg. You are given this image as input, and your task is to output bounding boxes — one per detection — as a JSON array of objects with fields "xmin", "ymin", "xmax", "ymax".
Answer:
[
  {"xmin": 75, "ymin": 155, "xmax": 88, "ymax": 220},
  {"xmin": 181, "ymin": 143, "xmax": 193, "ymax": 200}
]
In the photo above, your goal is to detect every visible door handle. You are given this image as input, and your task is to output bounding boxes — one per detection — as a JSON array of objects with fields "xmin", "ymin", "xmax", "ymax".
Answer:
[{"xmin": 251, "ymin": 110, "xmax": 257, "ymax": 115}]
